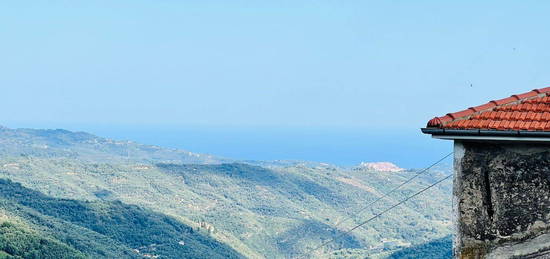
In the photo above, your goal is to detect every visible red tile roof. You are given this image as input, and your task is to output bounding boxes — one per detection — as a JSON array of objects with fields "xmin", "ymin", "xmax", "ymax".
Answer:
[{"xmin": 426, "ymin": 87, "xmax": 550, "ymax": 131}]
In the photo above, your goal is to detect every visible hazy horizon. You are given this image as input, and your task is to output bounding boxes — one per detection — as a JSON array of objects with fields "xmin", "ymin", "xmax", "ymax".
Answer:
[
  {"xmin": 2, "ymin": 1, "xmax": 549, "ymax": 168},
  {"xmin": 2, "ymin": 121, "xmax": 451, "ymax": 168}
]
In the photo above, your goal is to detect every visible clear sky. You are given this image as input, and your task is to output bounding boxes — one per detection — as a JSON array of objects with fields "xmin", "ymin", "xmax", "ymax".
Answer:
[{"xmin": 1, "ymin": 1, "xmax": 549, "ymax": 167}]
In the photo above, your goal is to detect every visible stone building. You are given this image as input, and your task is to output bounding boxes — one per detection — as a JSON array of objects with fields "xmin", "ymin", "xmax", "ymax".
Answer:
[{"xmin": 422, "ymin": 87, "xmax": 550, "ymax": 258}]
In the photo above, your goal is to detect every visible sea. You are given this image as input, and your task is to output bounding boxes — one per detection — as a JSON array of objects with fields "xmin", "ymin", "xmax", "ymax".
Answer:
[{"xmin": 6, "ymin": 123, "xmax": 452, "ymax": 169}]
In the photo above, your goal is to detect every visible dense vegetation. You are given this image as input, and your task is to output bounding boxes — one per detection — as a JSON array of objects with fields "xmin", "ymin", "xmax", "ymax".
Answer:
[
  {"xmin": 0, "ymin": 126, "xmax": 453, "ymax": 258},
  {"xmin": 389, "ymin": 236, "xmax": 452, "ymax": 258},
  {"xmin": 0, "ymin": 221, "xmax": 85, "ymax": 259},
  {"xmin": 0, "ymin": 179, "xmax": 242, "ymax": 258}
]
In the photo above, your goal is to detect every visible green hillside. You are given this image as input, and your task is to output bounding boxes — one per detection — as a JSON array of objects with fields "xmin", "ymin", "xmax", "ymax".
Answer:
[
  {"xmin": 0, "ymin": 179, "xmax": 242, "ymax": 258},
  {"xmin": 0, "ymin": 126, "xmax": 453, "ymax": 258},
  {"xmin": 389, "ymin": 236, "xmax": 452, "ymax": 258},
  {"xmin": 0, "ymin": 220, "xmax": 85, "ymax": 259},
  {"xmin": 0, "ymin": 126, "xmax": 226, "ymax": 164}
]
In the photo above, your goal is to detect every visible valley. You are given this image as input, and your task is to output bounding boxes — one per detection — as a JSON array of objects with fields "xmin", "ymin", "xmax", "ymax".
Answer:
[{"xmin": 0, "ymin": 126, "xmax": 453, "ymax": 258}]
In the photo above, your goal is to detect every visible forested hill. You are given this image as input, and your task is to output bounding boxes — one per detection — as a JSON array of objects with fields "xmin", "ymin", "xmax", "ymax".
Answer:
[
  {"xmin": 0, "ymin": 126, "xmax": 226, "ymax": 164},
  {"xmin": 388, "ymin": 236, "xmax": 452, "ymax": 258},
  {"xmin": 0, "ymin": 178, "xmax": 243, "ymax": 258},
  {"xmin": 0, "ymin": 126, "xmax": 453, "ymax": 258}
]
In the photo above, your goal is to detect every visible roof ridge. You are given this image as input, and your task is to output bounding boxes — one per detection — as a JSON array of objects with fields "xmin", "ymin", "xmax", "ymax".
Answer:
[{"xmin": 427, "ymin": 87, "xmax": 550, "ymax": 128}]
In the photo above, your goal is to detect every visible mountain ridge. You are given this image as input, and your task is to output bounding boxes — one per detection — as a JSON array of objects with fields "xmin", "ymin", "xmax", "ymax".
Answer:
[{"xmin": 0, "ymin": 126, "xmax": 228, "ymax": 164}]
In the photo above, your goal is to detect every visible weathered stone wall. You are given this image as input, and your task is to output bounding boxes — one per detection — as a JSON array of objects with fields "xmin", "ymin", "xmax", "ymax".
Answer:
[{"xmin": 454, "ymin": 141, "xmax": 550, "ymax": 258}]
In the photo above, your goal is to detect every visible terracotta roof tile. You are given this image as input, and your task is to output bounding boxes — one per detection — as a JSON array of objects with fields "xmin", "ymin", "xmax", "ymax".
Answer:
[
  {"xmin": 493, "ymin": 96, "xmax": 519, "ymax": 105},
  {"xmin": 514, "ymin": 91, "xmax": 538, "ymax": 99},
  {"xmin": 426, "ymin": 87, "xmax": 550, "ymax": 131}
]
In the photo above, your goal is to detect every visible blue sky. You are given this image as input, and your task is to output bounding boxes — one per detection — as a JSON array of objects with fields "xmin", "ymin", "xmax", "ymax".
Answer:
[{"xmin": 1, "ymin": 1, "xmax": 549, "ymax": 166}]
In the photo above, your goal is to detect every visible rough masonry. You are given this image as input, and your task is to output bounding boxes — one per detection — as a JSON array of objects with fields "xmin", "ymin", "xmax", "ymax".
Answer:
[{"xmin": 454, "ymin": 141, "xmax": 550, "ymax": 258}]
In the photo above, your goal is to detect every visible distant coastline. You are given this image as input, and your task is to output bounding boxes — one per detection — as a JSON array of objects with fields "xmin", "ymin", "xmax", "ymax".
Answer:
[{"xmin": 5, "ymin": 124, "xmax": 452, "ymax": 169}]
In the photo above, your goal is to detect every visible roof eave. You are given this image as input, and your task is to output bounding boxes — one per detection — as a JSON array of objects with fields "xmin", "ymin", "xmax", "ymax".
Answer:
[{"xmin": 421, "ymin": 128, "xmax": 550, "ymax": 142}]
